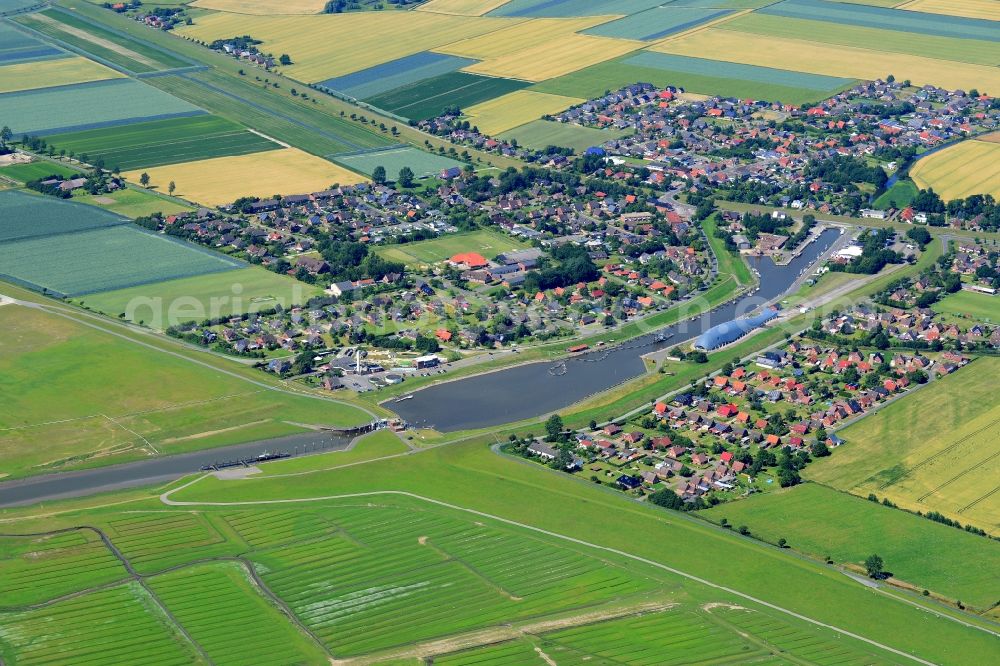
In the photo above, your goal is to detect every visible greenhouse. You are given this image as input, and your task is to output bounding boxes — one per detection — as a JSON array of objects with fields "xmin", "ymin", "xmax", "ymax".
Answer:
[{"xmin": 694, "ymin": 307, "xmax": 779, "ymax": 351}]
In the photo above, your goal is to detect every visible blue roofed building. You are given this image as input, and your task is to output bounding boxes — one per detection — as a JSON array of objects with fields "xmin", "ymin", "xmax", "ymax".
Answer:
[{"xmin": 694, "ymin": 307, "xmax": 779, "ymax": 351}]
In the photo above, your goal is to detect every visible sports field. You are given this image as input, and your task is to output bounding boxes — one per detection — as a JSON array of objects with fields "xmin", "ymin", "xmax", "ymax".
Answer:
[
  {"xmin": 176, "ymin": 11, "xmax": 512, "ymax": 82},
  {"xmin": 465, "ymin": 90, "xmax": 584, "ymax": 135},
  {"xmin": 700, "ymin": 484, "xmax": 1000, "ymax": 608},
  {"xmin": 898, "ymin": 0, "xmax": 1000, "ymax": 21},
  {"xmin": 932, "ymin": 289, "xmax": 1000, "ymax": 323},
  {"xmin": 0, "ymin": 225, "xmax": 243, "ymax": 296},
  {"xmin": 73, "ymin": 187, "xmax": 194, "ymax": 219},
  {"xmin": 584, "ymin": 6, "xmax": 733, "ymax": 40},
  {"xmin": 0, "ymin": 302, "xmax": 370, "ymax": 478},
  {"xmin": 79, "ymin": 266, "xmax": 324, "ymax": 326},
  {"xmin": 500, "ymin": 119, "xmax": 632, "ymax": 152},
  {"xmin": 374, "ymin": 229, "xmax": 529, "ymax": 266},
  {"xmin": 909, "ymin": 139, "xmax": 1000, "ymax": 201},
  {"xmin": 419, "ymin": 0, "xmax": 512, "ymax": 15},
  {"xmin": 318, "ymin": 51, "xmax": 477, "ymax": 100},
  {"xmin": 0, "ymin": 22, "xmax": 63, "ymax": 64},
  {"xmin": 15, "ymin": 9, "xmax": 190, "ymax": 73},
  {"xmin": 124, "ymin": 148, "xmax": 367, "ymax": 207},
  {"xmin": 0, "ymin": 55, "xmax": 121, "ymax": 94},
  {"xmin": 651, "ymin": 27, "xmax": 1000, "ymax": 93},
  {"xmin": 0, "ymin": 189, "xmax": 125, "ymax": 243},
  {"xmin": 0, "ymin": 159, "xmax": 80, "ymax": 185},
  {"xmin": 46, "ymin": 115, "xmax": 280, "ymax": 171},
  {"xmin": 721, "ymin": 12, "xmax": 1000, "ymax": 66},
  {"xmin": 808, "ymin": 358, "xmax": 1000, "ymax": 534},
  {"xmin": 365, "ymin": 71, "xmax": 529, "ymax": 121},
  {"xmin": 334, "ymin": 146, "xmax": 463, "ymax": 179},
  {"xmin": 535, "ymin": 52, "xmax": 854, "ymax": 105},
  {"xmin": 0, "ymin": 78, "xmax": 203, "ymax": 136},
  {"xmin": 462, "ymin": 32, "xmax": 641, "ymax": 82},
  {"xmin": 191, "ymin": 0, "xmax": 330, "ymax": 14}
]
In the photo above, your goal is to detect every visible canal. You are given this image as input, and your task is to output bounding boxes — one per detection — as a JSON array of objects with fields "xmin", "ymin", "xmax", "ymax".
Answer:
[{"xmin": 391, "ymin": 228, "xmax": 841, "ymax": 431}]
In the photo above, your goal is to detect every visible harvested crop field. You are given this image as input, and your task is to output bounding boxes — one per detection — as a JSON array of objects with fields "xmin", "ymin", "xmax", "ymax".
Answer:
[
  {"xmin": 462, "ymin": 32, "xmax": 641, "ymax": 82},
  {"xmin": 15, "ymin": 9, "xmax": 190, "ymax": 73},
  {"xmin": 366, "ymin": 71, "xmax": 528, "ymax": 121},
  {"xmin": 909, "ymin": 139, "xmax": 1000, "ymax": 201},
  {"xmin": 124, "ymin": 148, "xmax": 368, "ymax": 207},
  {"xmin": 0, "ymin": 78, "xmax": 203, "ymax": 136},
  {"xmin": 318, "ymin": 51, "xmax": 477, "ymax": 100},
  {"xmin": 650, "ymin": 28, "xmax": 1000, "ymax": 93},
  {"xmin": 419, "ymin": 0, "xmax": 512, "ymax": 15},
  {"xmin": 808, "ymin": 358, "xmax": 1000, "ymax": 534},
  {"xmin": 500, "ymin": 119, "xmax": 631, "ymax": 152},
  {"xmin": 0, "ymin": 225, "xmax": 243, "ymax": 296},
  {"xmin": 0, "ymin": 55, "xmax": 122, "ymax": 94},
  {"xmin": 436, "ymin": 16, "xmax": 609, "ymax": 59},
  {"xmin": 190, "ymin": 0, "xmax": 330, "ymax": 14},
  {"xmin": 176, "ymin": 11, "xmax": 511, "ymax": 82},
  {"xmin": 0, "ymin": 190, "xmax": 126, "ymax": 243},
  {"xmin": 584, "ymin": 6, "xmax": 733, "ymax": 41},
  {"xmin": 465, "ymin": 90, "xmax": 583, "ymax": 135},
  {"xmin": 897, "ymin": 0, "xmax": 1000, "ymax": 21},
  {"xmin": 335, "ymin": 146, "xmax": 464, "ymax": 179},
  {"xmin": 78, "ymin": 266, "xmax": 323, "ymax": 325},
  {"xmin": 46, "ymin": 115, "xmax": 280, "ymax": 171}
]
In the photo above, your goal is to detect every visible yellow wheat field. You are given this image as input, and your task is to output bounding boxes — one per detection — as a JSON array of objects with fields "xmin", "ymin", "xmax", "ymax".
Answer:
[
  {"xmin": 465, "ymin": 90, "xmax": 584, "ymax": 135},
  {"xmin": 437, "ymin": 16, "xmax": 613, "ymax": 58},
  {"xmin": 465, "ymin": 33, "xmax": 641, "ymax": 82},
  {"xmin": 909, "ymin": 140, "xmax": 1000, "ymax": 201},
  {"xmin": 895, "ymin": 0, "xmax": 1000, "ymax": 21},
  {"xmin": 190, "ymin": 0, "xmax": 329, "ymax": 14},
  {"xmin": 651, "ymin": 28, "xmax": 1000, "ymax": 93},
  {"xmin": 125, "ymin": 148, "xmax": 367, "ymax": 207},
  {"xmin": 0, "ymin": 56, "xmax": 122, "ymax": 94},
  {"xmin": 417, "ymin": 0, "xmax": 512, "ymax": 16},
  {"xmin": 177, "ymin": 11, "xmax": 511, "ymax": 82}
]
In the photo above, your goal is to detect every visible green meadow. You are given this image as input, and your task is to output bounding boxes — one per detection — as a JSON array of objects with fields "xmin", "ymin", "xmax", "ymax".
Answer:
[
  {"xmin": 699, "ymin": 483, "xmax": 1000, "ymax": 608},
  {"xmin": 500, "ymin": 119, "xmax": 632, "ymax": 153}
]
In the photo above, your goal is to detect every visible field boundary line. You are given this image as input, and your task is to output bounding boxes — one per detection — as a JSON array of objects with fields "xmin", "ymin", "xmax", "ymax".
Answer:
[
  {"xmin": 102, "ymin": 413, "xmax": 158, "ymax": 455},
  {"xmin": 160, "ymin": 483, "xmax": 940, "ymax": 666}
]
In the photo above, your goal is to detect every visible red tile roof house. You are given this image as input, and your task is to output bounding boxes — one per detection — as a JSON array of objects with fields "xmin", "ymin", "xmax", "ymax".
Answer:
[
  {"xmin": 622, "ymin": 431, "xmax": 644, "ymax": 445},
  {"xmin": 603, "ymin": 424, "xmax": 622, "ymax": 436}
]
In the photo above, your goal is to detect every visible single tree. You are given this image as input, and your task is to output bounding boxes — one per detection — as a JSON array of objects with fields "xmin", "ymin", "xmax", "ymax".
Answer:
[
  {"xmin": 372, "ymin": 165, "xmax": 386, "ymax": 185},
  {"xmin": 544, "ymin": 413, "xmax": 565, "ymax": 442},
  {"xmin": 398, "ymin": 166, "xmax": 414, "ymax": 188},
  {"xmin": 0, "ymin": 125, "xmax": 11, "ymax": 148},
  {"xmin": 168, "ymin": 181, "xmax": 176, "ymax": 196},
  {"xmin": 139, "ymin": 172, "xmax": 150, "ymax": 187},
  {"xmin": 864, "ymin": 553, "xmax": 884, "ymax": 579},
  {"xmin": 279, "ymin": 54, "xmax": 292, "ymax": 66}
]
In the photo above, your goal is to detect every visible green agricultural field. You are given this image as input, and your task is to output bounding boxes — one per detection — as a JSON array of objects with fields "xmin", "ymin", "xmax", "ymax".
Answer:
[
  {"xmin": 78, "ymin": 266, "xmax": 324, "ymax": 327},
  {"xmin": 334, "ymin": 145, "xmax": 464, "ymax": 179},
  {"xmin": 808, "ymin": 357, "xmax": 1000, "ymax": 534},
  {"xmin": 0, "ymin": 583, "xmax": 199, "ymax": 665},
  {"xmin": 0, "ymin": 302, "xmax": 370, "ymax": 479},
  {"xmin": 0, "ymin": 78, "xmax": 203, "ymax": 137},
  {"xmin": 500, "ymin": 119, "xmax": 632, "ymax": 153},
  {"xmin": 0, "ymin": 225, "xmax": 242, "ymax": 296},
  {"xmin": 74, "ymin": 187, "xmax": 194, "ymax": 218},
  {"xmin": 366, "ymin": 71, "xmax": 529, "ymax": 121},
  {"xmin": 721, "ymin": 13, "xmax": 1000, "ymax": 66},
  {"xmin": 699, "ymin": 483, "xmax": 1000, "ymax": 608},
  {"xmin": 15, "ymin": 8, "xmax": 189, "ymax": 73},
  {"xmin": 874, "ymin": 178, "xmax": 918, "ymax": 209},
  {"xmin": 0, "ymin": 159, "xmax": 80, "ymax": 184},
  {"xmin": 374, "ymin": 230, "xmax": 530, "ymax": 266},
  {"xmin": 933, "ymin": 289, "xmax": 1000, "ymax": 323},
  {"xmin": 46, "ymin": 115, "xmax": 280, "ymax": 171},
  {"xmin": 0, "ymin": 528, "xmax": 127, "ymax": 608},
  {"xmin": 533, "ymin": 58, "xmax": 847, "ymax": 107},
  {"xmin": 0, "ymin": 188, "xmax": 125, "ymax": 242},
  {"xmin": 147, "ymin": 562, "xmax": 329, "ymax": 665}
]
